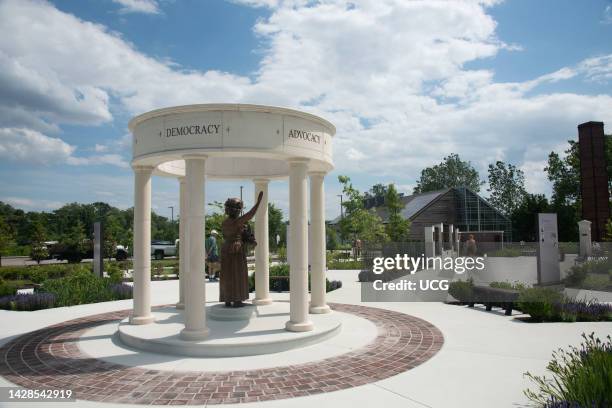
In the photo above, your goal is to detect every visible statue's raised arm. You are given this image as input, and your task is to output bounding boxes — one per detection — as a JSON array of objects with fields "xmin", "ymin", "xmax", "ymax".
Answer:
[{"xmin": 238, "ymin": 191, "xmax": 264, "ymax": 224}]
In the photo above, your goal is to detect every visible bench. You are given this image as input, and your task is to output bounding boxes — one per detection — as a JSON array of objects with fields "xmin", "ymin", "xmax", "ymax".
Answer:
[{"xmin": 468, "ymin": 286, "xmax": 520, "ymax": 316}]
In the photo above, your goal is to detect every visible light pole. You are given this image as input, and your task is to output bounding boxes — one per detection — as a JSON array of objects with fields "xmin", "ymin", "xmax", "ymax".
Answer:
[
  {"xmin": 168, "ymin": 206, "xmax": 175, "ymax": 239},
  {"xmin": 168, "ymin": 206, "xmax": 174, "ymax": 224},
  {"xmin": 337, "ymin": 194, "xmax": 344, "ymax": 245},
  {"xmin": 240, "ymin": 185, "xmax": 243, "ymax": 201}
]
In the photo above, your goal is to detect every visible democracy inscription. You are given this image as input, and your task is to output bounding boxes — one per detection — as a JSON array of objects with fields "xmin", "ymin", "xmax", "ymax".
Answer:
[{"xmin": 166, "ymin": 124, "xmax": 221, "ymax": 137}]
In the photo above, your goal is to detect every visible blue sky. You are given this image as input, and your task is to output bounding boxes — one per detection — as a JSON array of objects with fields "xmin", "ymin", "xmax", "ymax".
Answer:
[{"xmin": 1, "ymin": 0, "xmax": 612, "ymax": 221}]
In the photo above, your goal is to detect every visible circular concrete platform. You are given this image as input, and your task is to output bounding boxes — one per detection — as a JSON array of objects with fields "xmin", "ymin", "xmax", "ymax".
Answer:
[
  {"xmin": 118, "ymin": 302, "xmax": 342, "ymax": 357},
  {"xmin": 0, "ymin": 303, "xmax": 444, "ymax": 405}
]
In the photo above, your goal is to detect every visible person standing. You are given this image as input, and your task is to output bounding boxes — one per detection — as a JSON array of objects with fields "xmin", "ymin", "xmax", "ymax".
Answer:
[
  {"xmin": 205, "ymin": 230, "xmax": 220, "ymax": 281},
  {"xmin": 466, "ymin": 234, "xmax": 477, "ymax": 257}
]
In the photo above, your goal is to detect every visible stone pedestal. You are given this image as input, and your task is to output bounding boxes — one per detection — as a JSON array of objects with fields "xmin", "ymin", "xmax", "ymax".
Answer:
[{"xmin": 578, "ymin": 220, "xmax": 592, "ymax": 258}]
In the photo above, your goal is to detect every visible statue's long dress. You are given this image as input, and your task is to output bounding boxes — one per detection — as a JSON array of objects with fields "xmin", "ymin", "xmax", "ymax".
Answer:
[
  {"xmin": 219, "ymin": 219, "xmax": 250, "ymax": 302},
  {"xmin": 219, "ymin": 201, "xmax": 260, "ymax": 303}
]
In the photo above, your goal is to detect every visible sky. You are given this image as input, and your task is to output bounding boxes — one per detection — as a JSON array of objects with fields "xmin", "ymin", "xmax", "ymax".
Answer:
[{"xmin": 1, "ymin": 0, "xmax": 612, "ymax": 221}]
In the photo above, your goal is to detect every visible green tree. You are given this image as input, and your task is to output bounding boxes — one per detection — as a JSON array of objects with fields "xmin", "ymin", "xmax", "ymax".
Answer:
[
  {"xmin": 487, "ymin": 161, "xmax": 527, "ymax": 216},
  {"xmin": 0, "ymin": 215, "xmax": 15, "ymax": 267},
  {"xmin": 268, "ymin": 203, "xmax": 284, "ymax": 250},
  {"xmin": 61, "ymin": 220, "xmax": 87, "ymax": 263},
  {"xmin": 384, "ymin": 184, "xmax": 411, "ymax": 241},
  {"xmin": 545, "ymin": 141, "xmax": 581, "ymax": 206},
  {"xmin": 337, "ymin": 175, "xmax": 388, "ymax": 244},
  {"xmin": 103, "ymin": 215, "xmax": 123, "ymax": 260},
  {"xmin": 604, "ymin": 218, "xmax": 612, "ymax": 242},
  {"xmin": 414, "ymin": 153, "xmax": 482, "ymax": 194},
  {"xmin": 205, "ymin": 201, "xmax": 226, "ymax": 249},
  {"xmin": 326, "ymin": 224, "xmax": 339, "ymax": 250},
  {"xmin": 511, "ymin": 194, "xmax": 550, "ymax": 242},
  {"xmin": 545, "ymin": 141, "xmax": 582, "ymax": 241},
  {"xmin": 29, "ymin": 220, "xmax": 48, "ymax": 264}
]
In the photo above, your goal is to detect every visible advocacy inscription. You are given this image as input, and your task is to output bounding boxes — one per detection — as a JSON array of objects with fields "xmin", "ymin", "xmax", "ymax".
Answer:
[{"xmin": 288, "ymin": 129, "xmax": 321, "ymax": 144}]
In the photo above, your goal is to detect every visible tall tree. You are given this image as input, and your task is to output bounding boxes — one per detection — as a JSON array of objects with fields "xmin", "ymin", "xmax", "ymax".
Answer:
[
  {"xmin": 29, "ymin": 220, "xmax": 48, "ymax": 264},
  {"xmin": 384, "ymin": 184, "xmax": 411, "ymax": 241},
  {"xmin": 61, "ymin": 220, "xmax": 87, "ymax": 263},
  {"xmin": 545, "ymin": 141, "xmax": 581, "ymax": 206},
  {"xmin": 511, "ymin": 194, "xmax": 550, "ymax": 242},
  {"xmin": 337, "ymin": 175, "xmax": 388, "ymax": 244},
  {"xmin": 267, "ymin": 203, "xmax": 284, "ymax": 250},
  {"xmin": 544, "ymin": 140, "xmax": 583, "ymax": 241},
  {"xmin": 414, "ymin": 153, "xmax": 482, "ymax": 194},
  {"xmin": 487, "ymin": 161, "xmax": 527, "ymax": 216},
  {"xmin": 0, "ymin": 215, "xmax": 15, "ymax": 267}
]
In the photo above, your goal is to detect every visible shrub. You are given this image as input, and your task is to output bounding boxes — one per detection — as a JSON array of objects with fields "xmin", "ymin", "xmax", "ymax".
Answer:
[
  {"xmin": 29, "ymin": 268, "xmax": 49, "ymax": 284},
  {"xmin": 488, "ymin": 248, "xmax": 522, "ymax": 257},
  {"xmin": 517, "ymin": 288, "xmax": 564, "ymax": 322},
  {"xmin": 249, "ymin": 263, "xmax": 340, "ymax": 293},
  {"xmin": 524, "ymin": 333, "xmax": 612, "ymax": 407},
  {"xmin": 580, "ymin": 274, "xmax": 611, "ymax": 291},
  {"xmin": 0, "ymin": 280, "xmax": 17, "ymax": 297},
  {"xmin": 0, "ymin": 295, "xmax": 13, "ymax": 310},
  {"xmin": 40, "ymin": 270, "xmax": 132, "ymax": 307},
  {"xmin": 565, "ymin": 258, "xmax": 612, "ymax": 288},
  {"xmin": 490, "ymin": 281, "xmax": 528, "ymax": 291},
  {"xmin": 556, "ymin": 299, "xmax": 612, "ymax": 322},
  {"xmin": 277, "ymin": 246, "xmax": 287, "ymax": 263},
  {"xmin": 327, "ymin": 259, "xmax": 364, "ymax": 270},
  {"xmin": 0, "ymin": 264, "xmax": 90, "ymax": 282},
  {"xmin": 0, "ymin": 293, "xmax": 57, "ymax": 311},
  {"xmin": 110, "ymin": 283, "xmax": 133, "ymax": 300},
  {"xmin": 105, "ymin": 262, "xmax": 124, "ymax": 284},
  {"xmin": 448, "ymin": 279, "xmax": 474, "ymax": 303},
  {"xmin": 13, "ymin": 293, "xmax": 56, "ymax": 311}
]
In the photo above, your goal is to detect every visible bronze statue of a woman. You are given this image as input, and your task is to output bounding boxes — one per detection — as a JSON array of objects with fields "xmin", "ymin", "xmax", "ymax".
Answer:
[{"xmin": 219, "ymin": 191, "xmax": 263, "ymax": 307}]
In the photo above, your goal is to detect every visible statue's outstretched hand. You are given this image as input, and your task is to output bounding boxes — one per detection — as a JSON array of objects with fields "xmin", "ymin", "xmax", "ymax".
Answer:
[{"xmin": 257, "ymin": 191, "xmax": 264, "ymax": 203}]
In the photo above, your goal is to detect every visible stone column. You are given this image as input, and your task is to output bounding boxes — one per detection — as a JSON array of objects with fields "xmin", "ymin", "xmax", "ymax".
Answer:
[
  {"xmin": 130, "ymin": 166, "xmax": 155, "ymax": 325},
  {"xmin": 176, "ymin": 177, "xmax": 187, "ymax": 309},
  {"xmin": 253, "ymin": 178, "xmax": 272, "ymax": 305},
  {"xmin": 424, "ymin": 226, "xmax": 435, "ymax": 258},
  {"xmin": 578, "ymin": 220, "xmax": 592, "ymax": 258},
  {"xmin": 180, "ymin": 155, "xmax": 209, "ymax": 341},
  {"xmin": 309, "ymin": 172, "xmax": 330, "ymax": 314},
  {"xmin": 286, "ymin": 159, "xmax": 314, "ymax": 332}
]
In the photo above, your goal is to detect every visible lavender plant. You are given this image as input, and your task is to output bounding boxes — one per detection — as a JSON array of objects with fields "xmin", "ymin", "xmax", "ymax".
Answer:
[{"xmin": 524, "ymin": 333, "xmax": 612, "ymax": 407}]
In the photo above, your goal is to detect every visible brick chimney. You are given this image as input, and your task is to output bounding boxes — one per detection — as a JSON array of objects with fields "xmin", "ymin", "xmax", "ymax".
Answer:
[{"xmin": 578, "ymin": 121, "xmax": 610, "ymax": 241}]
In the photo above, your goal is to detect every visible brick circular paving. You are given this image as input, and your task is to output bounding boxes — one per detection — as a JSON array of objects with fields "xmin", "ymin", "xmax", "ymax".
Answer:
[{"xmin": 0, "ymin": 303, "xmax": 443, "ymax": 405}]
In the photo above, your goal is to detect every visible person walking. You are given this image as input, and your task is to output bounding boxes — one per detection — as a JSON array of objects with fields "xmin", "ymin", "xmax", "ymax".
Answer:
[{"xmin": 466, "ymin": 234, "xmax": 477, "ymax": 257}]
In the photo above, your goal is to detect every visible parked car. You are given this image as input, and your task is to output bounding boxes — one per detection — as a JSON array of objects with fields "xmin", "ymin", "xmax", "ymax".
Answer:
[{"xmin": 151, "ymin": 240, "xmax": 177, "ymax": 260}]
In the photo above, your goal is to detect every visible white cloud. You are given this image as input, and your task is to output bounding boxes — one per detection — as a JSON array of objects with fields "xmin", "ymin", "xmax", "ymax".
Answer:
[
  {"xmin": 67, "ymin": 153, "xmax": 129, "ymax": 168},
  {"xmin": 1, "ymin": 196, "xmax": 64, "ymax": 210},
  {"xmin": 0, "ymin": 127, "xmax": 74, "ymax": 164},
  {"xmin": 603, "ymin": 5, "xmax": 612, "ymax": 24},
  {"xmin": 0, "ymin": 127, "xmax": 129, "ymax": 168},
  {"xmin": 94, "ymin": 144, "xmax": 108, "ymax": 152},
  {"xmin": 112, "ymin": 0, "xmax": 160, "ymax": 14}
]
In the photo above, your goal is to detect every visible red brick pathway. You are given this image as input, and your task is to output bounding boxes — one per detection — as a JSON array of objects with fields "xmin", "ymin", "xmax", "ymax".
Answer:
[{"xmin": 0, "ymin": 303, "xmax": 443, "ymax": 405}]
